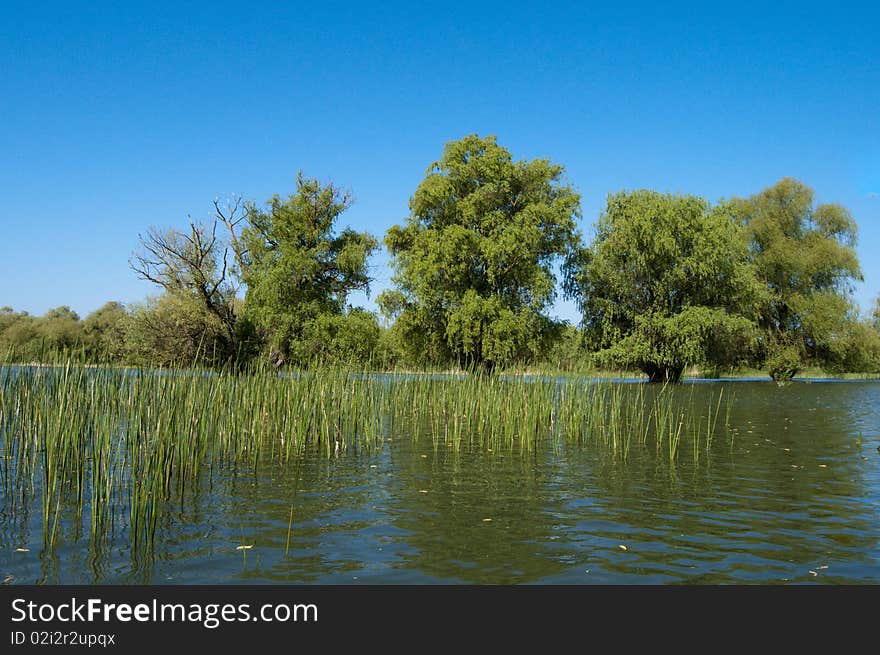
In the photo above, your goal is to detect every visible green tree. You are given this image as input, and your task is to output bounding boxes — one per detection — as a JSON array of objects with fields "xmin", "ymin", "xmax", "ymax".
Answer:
[
  {"xmin": 539, "ymin": 324, "xmax": 591, "ymax": 372},
  {"xmin": 83, "ymin": 301, "xmax": 129, "ymax": 360},
  {"xmin": 379, "ymin": 134, "xmax": 582, "ymax": 372},
  {"xmin": 821, "ymin": 317, "xmax": 880, "ymax": 375},
  {"xmin": 0, "ymin": 306, "xmax": 88, "ymax": 361},
  {"xmin": 0, "ymin": 307, "xmax": 31, "ymax": 342},
  {"xmin": 123, "ymin": 293, "xmax": 229, "ymax": 367},
  {"xmin": 873, "ymin": 294, "xmax": 880, "ymax": 331},
  {"xmin": 223, "ymin": 174, "xmax": 379, "ymax": 366},
  {"xmin": 731, "ymin": 178, "xmax": 862, "ymax": 380},
  {"xmin": 0, "ymin": 308, "xmax": 38, "ymax": 360},
  {"xmin": 295, "ymin": 308, "xmax": 383, "ymax": 366},
  {"xmin": 571, "ymin": 190, "xmax": 762, "ymax": 383},
  {"xmin": 38, "ymin": 306, "xmax": 85, "ymax": 353}
]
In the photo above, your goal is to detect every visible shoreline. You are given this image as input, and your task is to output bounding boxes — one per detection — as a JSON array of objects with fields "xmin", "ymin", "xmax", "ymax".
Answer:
[{"xmin": 2, "ymin": 360, "xmax": 879, "ymax": 382}]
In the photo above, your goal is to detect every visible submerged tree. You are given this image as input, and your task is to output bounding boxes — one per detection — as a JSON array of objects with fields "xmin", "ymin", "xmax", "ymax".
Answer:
[
  {"xmin": 570, "ymin": 190, "xmax": 762, "ymax": 383},
  {"xmin": 379, "ymin": 134, "xmax": 582, "ymax": 372},
  {"xmin": 730, "ymin": 178, "xmax": 862, "ymax": 380},
  {"xmin": 221, "ymin": 174, "xmax": 379, "ymax": 366}
]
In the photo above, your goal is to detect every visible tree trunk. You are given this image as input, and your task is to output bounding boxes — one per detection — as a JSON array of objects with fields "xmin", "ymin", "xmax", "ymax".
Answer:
[{"xmin": 643, "ymin": 363, "xmax": 684, "ymax": 384}]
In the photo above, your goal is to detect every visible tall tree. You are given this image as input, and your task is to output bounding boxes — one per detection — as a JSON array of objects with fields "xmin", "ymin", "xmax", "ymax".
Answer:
[
  {"xmin": 571, "ymin": 190, "xmax": 762, "ymax": 382},
  {"xmin": 222, "ymin": 174, "xmax": 378, "ymax": 366},
  {"xmin": 731, "ymin": 178, "xmax": 862, "ymax": 380},
  {"xmin": 379, "ymin": 134, "xmax": 581, "ymax": 372}
]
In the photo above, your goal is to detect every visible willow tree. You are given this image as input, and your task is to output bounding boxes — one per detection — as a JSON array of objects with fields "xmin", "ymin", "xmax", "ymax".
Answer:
[
  {"xmin": 379, "ymin": 134, "xmax": 582, "ymax": 372},
  {"xmin": 82, "ymin": 301, "xmax": 129, "ymax": 360},
  {"xmin": 223, "ymin": 174, "xmax": 379, "ymax": 366},
  {"xmin": 571, "ymin": 190, "xmax": 762, "ymax": 383},
  {"xmin": 130, "ymin": 219, "xmax": 242, "ymax": 364},
  {"xmin": 731, "ymin": 178, "xmax": 862, "ymax": 381}
]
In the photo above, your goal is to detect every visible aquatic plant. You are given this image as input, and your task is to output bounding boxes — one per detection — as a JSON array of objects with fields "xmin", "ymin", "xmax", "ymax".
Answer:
[{"xmin": 0, "ymin": 361, "xmax": 731, "ymax": 555}]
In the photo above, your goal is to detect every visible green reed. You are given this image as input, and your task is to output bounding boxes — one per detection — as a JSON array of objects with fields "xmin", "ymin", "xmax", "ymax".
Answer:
[{"xmin": 0, "ymin": 361, "xmax": 732, "ymax": 555}]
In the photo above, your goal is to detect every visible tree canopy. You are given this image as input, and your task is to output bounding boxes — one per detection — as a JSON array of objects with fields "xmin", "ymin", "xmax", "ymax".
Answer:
[
  {"xmin": 5, "ymin": 142, "xmax": 878, "ymax": 380},
  {"xmin": 226, "ymin": 173, "xmax": 379, "ymax": 366},
  {"xmin": 82, "ymin": 301, "xmax": 128, "ymax": 360},
  {"xmin": 570, "ymin": 190, "xmax": 763, "ymax": 382},
  {"xmin": 730, "ymin": 178, "xmax": 862, "ymax": 380},
  {"xmin": 379, "ymin": 134, "xmax": 582, "ymax": 371}
]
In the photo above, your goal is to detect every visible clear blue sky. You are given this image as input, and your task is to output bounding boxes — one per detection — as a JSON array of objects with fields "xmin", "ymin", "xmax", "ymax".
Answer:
[{"xmin": 2, "ymin": 1, "xmax": 878, "ymax": 323}]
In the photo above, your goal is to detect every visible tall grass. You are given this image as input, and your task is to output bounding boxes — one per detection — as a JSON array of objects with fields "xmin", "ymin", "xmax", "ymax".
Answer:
[{"xmin": 0, "ymin": 361, "xmax": 732, "ymax": 554}]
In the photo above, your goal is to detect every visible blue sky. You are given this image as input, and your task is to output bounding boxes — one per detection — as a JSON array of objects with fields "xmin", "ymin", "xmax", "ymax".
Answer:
[{"xmin": 2, "ymin": 1, "xmax": 878, "ymax": 323}]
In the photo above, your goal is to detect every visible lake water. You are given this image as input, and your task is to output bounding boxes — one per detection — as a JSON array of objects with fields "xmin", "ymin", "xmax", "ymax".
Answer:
[{"xmin": 2, "ymin": 379, "xmax": 879, "ymax": 584}]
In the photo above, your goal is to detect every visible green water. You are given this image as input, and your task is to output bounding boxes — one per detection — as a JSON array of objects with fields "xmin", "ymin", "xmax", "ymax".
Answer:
[{"xmin": 1, "ymin": 379, "xmax": 878, "ymax": 584}]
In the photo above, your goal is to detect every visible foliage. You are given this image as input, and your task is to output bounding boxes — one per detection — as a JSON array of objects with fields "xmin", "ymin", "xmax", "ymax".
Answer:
[
  {"xmin": 0, "ymin": 306, "xmax": 88, "ymax": 361},
  {"xmin": 765, "ymin": 343, "xmax": 802, "ymax": 382},
  {"xmin": 38, "ymin": 306, "xmax": 84, "ymax": 352},
  {"xmin": 2, "ymin": 159, "xmax": 878, "ymax": 379},
  {"xmin": 123, "ymin": 293, "xmax": 229, "ymax": 367},
  {"xmin": 293, "ymin": 308, "xmax": 384, "ymax": 366},
  {"xmin": 533, "ymin": 323, "xmax": 593, "ymax": 372},
  {"xmin": 0, "ymin": 307, "xmax": 42, "ymax": 360},
  {"xmin": 822, "ymin": 319, "xmax": 880, "ymax": 374},
  {"xmin": 380, "ymin": 134, "xmax": 581, "ymax": 372},
  {"xmin": 130, "ymin": 218, "xmax": 243, "ymax": 363},
  {"xmin": 731, "ymin": 178, "xmax": 862, "ymax": 379},
  {"xmin": 570, "ymin": 190, "xmax": 762, "ymax": 382},
  {"xmin": 227, "ymin": 174, "xmax": 379, "ymax": 366},
  {"xmin": 82, "ymin": 301, "xmax": 129, "ymax": 360}
]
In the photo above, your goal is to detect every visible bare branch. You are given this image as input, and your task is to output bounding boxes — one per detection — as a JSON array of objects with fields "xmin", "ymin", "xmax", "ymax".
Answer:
[{"xmin": 215, "ymin": 197, "xmax": 250, "ymax": 276}]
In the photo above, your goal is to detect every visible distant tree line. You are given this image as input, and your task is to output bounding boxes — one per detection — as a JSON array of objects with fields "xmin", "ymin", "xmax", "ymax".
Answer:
[{"xmin": 3, "ymin": 135, "xmax": 880, "ymax": 381}]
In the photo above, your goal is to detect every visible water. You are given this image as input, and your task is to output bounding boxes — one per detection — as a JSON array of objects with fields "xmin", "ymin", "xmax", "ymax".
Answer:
[{"xmin": 1, "ymin": 380, "xmax": 879, "ymax": 584}]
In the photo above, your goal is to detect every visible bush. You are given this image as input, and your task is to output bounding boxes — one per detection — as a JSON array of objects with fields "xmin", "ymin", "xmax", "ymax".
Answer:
[{"xmin": 766, "ymin": 344, "xmax": 802, "ymax": 382}]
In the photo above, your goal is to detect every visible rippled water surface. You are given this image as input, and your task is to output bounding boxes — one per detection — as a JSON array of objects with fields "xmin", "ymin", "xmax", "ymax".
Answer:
[{"xmin": 2, "ymin": 380, "xmax": 879, "ymax": 584}]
